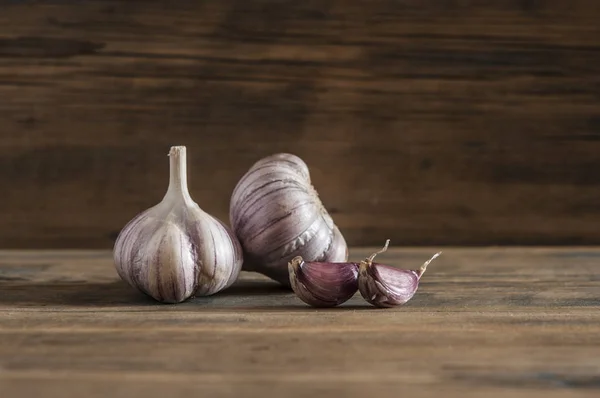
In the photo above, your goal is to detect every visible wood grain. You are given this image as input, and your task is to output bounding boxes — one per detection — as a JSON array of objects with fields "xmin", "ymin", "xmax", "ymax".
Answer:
[
  {"xmin": 0, "ymin": 1, "xmax": 600, "ymax": 248},
  {"xmin": 0, "ymin": 248, "xmax": 599, "ymax": 397}
]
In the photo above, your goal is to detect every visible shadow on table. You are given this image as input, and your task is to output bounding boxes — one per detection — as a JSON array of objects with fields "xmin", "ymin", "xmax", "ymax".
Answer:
[
  {"xmin": 3, "ymin": 276, "xmax": 600, "ymax": 310},
  {"xmin": 0, "ymin": 276, "xmax": 379, "ymax": 310},
  {"xmin": 0, "ymin": 276, "xmax": 306, "ymax": 308},
  {"xmin": 0, "ymin": 279, "xmax": 155, "ymax": 307}
]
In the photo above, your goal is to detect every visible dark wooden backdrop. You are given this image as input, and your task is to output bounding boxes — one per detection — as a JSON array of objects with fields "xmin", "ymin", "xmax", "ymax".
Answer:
[{"xmin": 0, "ymin": 0, "xmax": 599, "ymax": 249}]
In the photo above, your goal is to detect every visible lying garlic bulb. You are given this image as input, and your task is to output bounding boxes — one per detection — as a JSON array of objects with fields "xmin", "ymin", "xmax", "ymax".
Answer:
[
  {"xmin": 230, "ymin": 153, "xmax": 347, "ymax": 287},
  {"xmin": 114, "ymin": 146, "xmax": 243, "ymax": 303}
]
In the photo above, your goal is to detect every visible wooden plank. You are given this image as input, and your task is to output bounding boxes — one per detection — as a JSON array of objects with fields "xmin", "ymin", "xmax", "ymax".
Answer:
[
  {"xmin": 1, "ymin": 1, "xmax": 600, "ymax": 248},
  {"xmin": 0, "ymin": 248, "xmax": 599, "ymax": 397}
]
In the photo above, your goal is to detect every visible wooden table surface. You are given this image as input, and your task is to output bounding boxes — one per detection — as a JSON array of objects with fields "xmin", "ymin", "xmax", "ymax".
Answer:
[{"xmin": 0, "ymin": 248, "xmax": 598, "ymax": 397}]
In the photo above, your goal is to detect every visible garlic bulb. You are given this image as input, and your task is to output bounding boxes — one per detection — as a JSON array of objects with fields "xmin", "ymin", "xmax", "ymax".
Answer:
[
  {"xmin": 114, "ymin": 146, "xmax": 243, "ymax": 303},
  {"xmin": 230, "ymin": 153, "xmax": 348, "ymax": 287}
]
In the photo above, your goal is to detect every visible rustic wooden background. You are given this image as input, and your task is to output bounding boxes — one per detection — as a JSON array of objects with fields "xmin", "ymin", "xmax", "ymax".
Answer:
[{"xmin": 0, "ymin": 0, "xmax": 599, "ymax": 249}]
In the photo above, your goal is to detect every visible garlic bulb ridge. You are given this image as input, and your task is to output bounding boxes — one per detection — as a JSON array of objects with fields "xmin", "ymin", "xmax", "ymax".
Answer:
[
  {"xmin": 230, "ymin": 153, "xmax": 348, "ymax": 286},
  {"xmin": 114, "ymin": 146, "xmax": 243, "ymax": 303}
]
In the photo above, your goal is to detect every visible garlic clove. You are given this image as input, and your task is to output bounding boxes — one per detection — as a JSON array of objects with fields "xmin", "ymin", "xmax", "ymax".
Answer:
[
  {"xmin": 358, "ymin": 263, "xmax": 421, "ymax": 308},
  {"xmin": 116, "ymin": 216, "xmax": 198, "ymax": 303},
  {"xmin": 288, "ymin": 257, "xmax": 359, "ymax": 307},
  {"xmin": 230, "ymin": 153, "xmax": 348, "ymax": 287},
  {"xmin": 114, "ymin": 146, "xmax": 243, "ymax": 304},
  {"xmin": 357, "ymin": 240, "xmax": 441, "ymax": 308},
  {"xmin": 324, "ymin": 226, "xmax": 349, "ymax": 264}
]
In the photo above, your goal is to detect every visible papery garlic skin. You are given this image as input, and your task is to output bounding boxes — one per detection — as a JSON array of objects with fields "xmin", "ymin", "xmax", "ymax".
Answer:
[
  {"xmin": 114, "ymin": 146, "xmax": 243, "ymax": 303},
  {"xmin": 357, "ymin": 241, "xmax": 440, "ymax": 308},
  {"xmin": 288, "ymin": 257, "xmax": 359, "ymax": 307},
  {"xmin": 230, "ymin": 153, "xmax": 348, "ymax": 287},
  {"xmin": 358, "ymin": 264, "xmax": 422, "ymax": 308}
]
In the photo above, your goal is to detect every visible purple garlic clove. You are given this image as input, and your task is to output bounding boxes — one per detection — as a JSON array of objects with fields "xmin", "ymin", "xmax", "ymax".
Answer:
[
  {"xmin": 288, "ymin": 257, "xmax": 359, "ymax": 307},
  {"xmin": 358, "ymin": 240, "xmax": 441, "ymax": 308}
]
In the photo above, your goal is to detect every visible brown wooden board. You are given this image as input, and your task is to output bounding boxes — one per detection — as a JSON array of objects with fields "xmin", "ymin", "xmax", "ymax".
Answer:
[
  {"xmin": 1, "ymin": 1, "xmax": 599, "ymax": 248},
  {"xmin": 0, "ymin": 248, "xmax": 599, "ymax": 397}
]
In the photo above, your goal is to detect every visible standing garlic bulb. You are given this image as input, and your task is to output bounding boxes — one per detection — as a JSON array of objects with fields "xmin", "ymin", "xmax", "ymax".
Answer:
[
  {"xmin": 230, "ymin": 153, "xmax": 348, "ymax": 287},
  {"xmin": 114, "ymin": 146, "xmax": 243, "ymax": 303}
]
